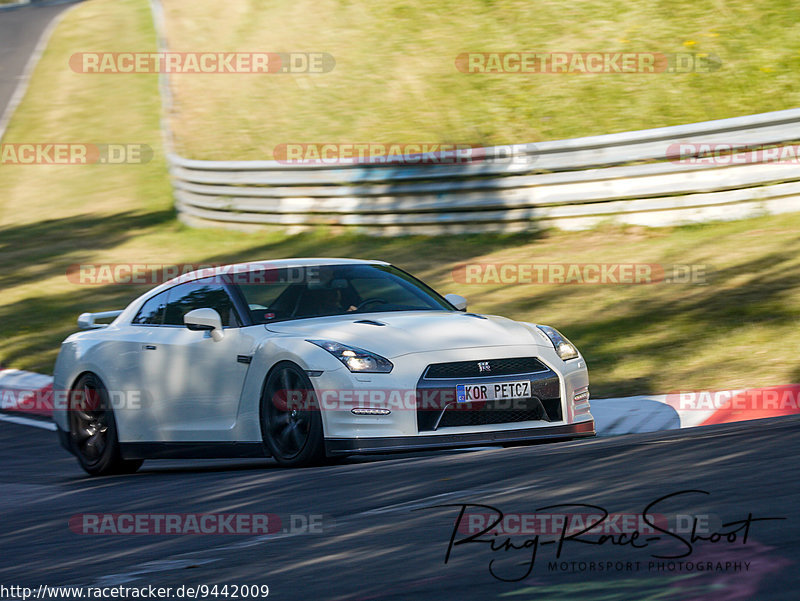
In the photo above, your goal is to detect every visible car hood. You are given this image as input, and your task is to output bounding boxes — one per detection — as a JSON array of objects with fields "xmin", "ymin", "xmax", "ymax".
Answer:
[{"xmin": 264, "ymin": 311, "xmax": 545, "ymax": 358}]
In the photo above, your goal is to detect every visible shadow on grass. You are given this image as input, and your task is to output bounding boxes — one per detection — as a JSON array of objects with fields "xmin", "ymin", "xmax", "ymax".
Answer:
[{"xmin": 0, "ymin": 209, "xmax": 176, "ymax": 290}]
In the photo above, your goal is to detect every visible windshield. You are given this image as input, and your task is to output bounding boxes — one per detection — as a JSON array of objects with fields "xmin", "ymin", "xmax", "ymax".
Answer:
[{"xmin": 235, "ymin": 264, "xmax": 454, "ymax": 324}]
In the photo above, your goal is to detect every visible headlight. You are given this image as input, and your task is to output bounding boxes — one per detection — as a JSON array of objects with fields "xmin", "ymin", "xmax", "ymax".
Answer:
[
  {"xmin": 307, "ymin": 339, "xmax": 393, "ymax": 373},
  {"xmin": 536, "ymin": 325, "xmax": 579, "ymax": 361}
]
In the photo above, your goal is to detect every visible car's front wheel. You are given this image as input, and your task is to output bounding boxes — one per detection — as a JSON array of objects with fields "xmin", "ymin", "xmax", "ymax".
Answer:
[
  {"xmin": 68, "ymin": 373, "xmax": 143, "ymax": 476},
  {"xmin": 260, "ymin": 362, "xmax": 325, "ymax": 467}
]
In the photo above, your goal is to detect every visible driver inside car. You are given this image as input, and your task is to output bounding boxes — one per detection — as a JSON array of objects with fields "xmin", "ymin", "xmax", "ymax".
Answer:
[{"xmin": 311, "ymin": 287, "xmax": 358, "ymax": 315}]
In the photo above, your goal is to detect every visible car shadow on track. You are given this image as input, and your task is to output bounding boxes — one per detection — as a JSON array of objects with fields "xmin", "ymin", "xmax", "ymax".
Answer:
[{"xmin": 110, "ymin": 446, "xmax": 508, "ymax": 476}]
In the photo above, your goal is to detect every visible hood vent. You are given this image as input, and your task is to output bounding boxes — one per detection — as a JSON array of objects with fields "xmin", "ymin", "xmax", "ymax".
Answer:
[{"xmin": 353, "ymin": 319, "xmax": 387, "ymax": 326}]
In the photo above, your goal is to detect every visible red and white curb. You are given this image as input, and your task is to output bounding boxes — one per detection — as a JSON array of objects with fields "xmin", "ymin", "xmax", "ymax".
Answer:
[
  {"xmin": 0, "ymin": 369, "xmax": 55, "ymax": 431},
  {"xmin": 1, "ymin": 368, "xmax": 799, "ymax": 436},
  {"xmin": 590, "ymin": 384, "xmax": 800, "ymax": 435}
]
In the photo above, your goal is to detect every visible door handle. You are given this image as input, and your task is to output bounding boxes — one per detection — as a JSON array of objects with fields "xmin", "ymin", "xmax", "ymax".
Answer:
[{"xmin": 142, "ymin": 344, "xmax": 157, "ymax": 350}]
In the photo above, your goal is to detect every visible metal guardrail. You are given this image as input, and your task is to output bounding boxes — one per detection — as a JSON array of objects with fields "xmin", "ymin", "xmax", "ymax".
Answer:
[
  {"xmin": 149, "ymin": 3, "xmax": 800, "ymax": 234},
  {"xmin": 168, "ymin": 109, "xmax": 800, "ymax": 234}
]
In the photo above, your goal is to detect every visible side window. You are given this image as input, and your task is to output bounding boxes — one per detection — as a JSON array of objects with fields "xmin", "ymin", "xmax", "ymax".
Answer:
[
  {"xmin": 162, "ymin": 279, "xmax": 240, "ymax": 327},
  {"xmin": 131, "ymin": 290, "xmax": 169, "ymax": 325}
]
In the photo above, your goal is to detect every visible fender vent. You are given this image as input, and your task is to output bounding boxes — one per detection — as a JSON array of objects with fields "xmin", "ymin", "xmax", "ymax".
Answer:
[{"xmin": 353, "ymin": 319, "xmax": 386, "ymax": 326}]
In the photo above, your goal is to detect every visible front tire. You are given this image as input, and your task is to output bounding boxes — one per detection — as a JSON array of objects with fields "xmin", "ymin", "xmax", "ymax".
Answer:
[
  {"xmin": 260, "ymin": 362, "xmax": 325, "ymax": 467},
  {"xmin": 68, "ymin": 373, "xmax": 143, "ymax": 476}
]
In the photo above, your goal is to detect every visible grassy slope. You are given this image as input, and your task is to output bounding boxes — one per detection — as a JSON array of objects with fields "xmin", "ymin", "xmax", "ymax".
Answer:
[
  {"xmin": 1, "ymin": 0, "xmax": 800, "ymax": 397},
  {"xmin": 162, "ymin": 0, "xmax": 800, "ymax": 159}
]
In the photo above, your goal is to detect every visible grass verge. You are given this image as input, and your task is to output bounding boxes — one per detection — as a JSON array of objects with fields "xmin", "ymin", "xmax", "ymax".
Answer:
[{"xmin": 161, "ymin": 0, "xmax": 800, "ymax": 159}]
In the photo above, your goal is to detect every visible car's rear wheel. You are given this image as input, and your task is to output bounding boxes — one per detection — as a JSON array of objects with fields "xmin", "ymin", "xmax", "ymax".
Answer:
[
  {"xmin": 260, "ymin": 362, "xmax": 325, "ymax": 467},
  {"xmin": 68, "ymin": 373, "xmax": 143, "ymax": 476}
]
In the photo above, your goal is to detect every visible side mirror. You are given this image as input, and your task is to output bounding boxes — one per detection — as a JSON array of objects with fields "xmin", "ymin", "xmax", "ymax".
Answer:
[
  {"xmin": 184, "ymin": 308, "xmax": 224, "ymax": 341},
  {"xmin": 444, "ymin": 293, "xmax": 468, "ymax": 311}
]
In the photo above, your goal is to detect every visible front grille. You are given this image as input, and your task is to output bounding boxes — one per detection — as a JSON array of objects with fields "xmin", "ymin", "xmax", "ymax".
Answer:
[
  {"xmin": 427, "ymin": 397, "xmax": 563, "ymax": 430},
  {"xmin": 416, "ymin": 358, "xmax": 562, "ymax": 431},
  {"xmin": 424, "ymin": 357, "xmax": 548, "ymax": 379}
]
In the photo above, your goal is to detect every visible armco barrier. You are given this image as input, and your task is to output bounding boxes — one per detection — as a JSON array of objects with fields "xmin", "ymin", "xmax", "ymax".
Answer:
[
  {"xmin": 146, "ymin": 0, "xmax": 800, "ymax": 235},
  {"xmin": 167, "ymin": 110, "xmax": 800, "ymax": 235},
  {"xmin": 168, "ymin": 110, "xmax": 800, "ymax": 235}
]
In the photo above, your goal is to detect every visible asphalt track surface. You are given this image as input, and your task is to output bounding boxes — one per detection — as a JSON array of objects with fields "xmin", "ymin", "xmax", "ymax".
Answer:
[
  {"xmin": 0, "ymin": 415, "xmax": 797, "ymax": 600},
  {"xmin": 1, "ymin": 2, "xmax": 796, "ymax": 600},
  {"xmin": 0, "ymin": 1, "xmax": 79, "ymax": 130}
]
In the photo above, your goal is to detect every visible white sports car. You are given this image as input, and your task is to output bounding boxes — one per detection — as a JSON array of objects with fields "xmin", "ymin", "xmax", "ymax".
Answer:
[{"xmin": 53, "ymin": 259, "xmax": 594, "ymax": 475}]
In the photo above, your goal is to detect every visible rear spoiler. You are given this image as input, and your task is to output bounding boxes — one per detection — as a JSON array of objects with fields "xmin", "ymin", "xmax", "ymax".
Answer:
[{"xmin": 77, "ymin": 310, "xmax": 123, "ymax": 330}]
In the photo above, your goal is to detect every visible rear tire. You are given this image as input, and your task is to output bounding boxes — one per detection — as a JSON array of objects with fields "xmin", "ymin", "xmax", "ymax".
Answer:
[
  {"xmin": 260, "ymin": 362, "xmax": 325, "ymax": 467},
  {"xmin": 68, "ymin": 373, "xmax": 143, "ymax": 476}
]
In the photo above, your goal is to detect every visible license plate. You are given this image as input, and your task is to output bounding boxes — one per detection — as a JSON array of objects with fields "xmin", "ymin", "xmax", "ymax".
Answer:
[{"xmin": 456, "ymin": 380, "xmax": 531, "ymax": 403}]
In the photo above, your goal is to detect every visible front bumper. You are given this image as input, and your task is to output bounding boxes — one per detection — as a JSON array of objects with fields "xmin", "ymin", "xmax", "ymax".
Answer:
[
  {"xmin": 324, "ymin": 418, "xmax": 595, "ymax": 455},
  {"xmin": 315, "ymin": 344, "xmax": 592, "ymax": 439}
]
